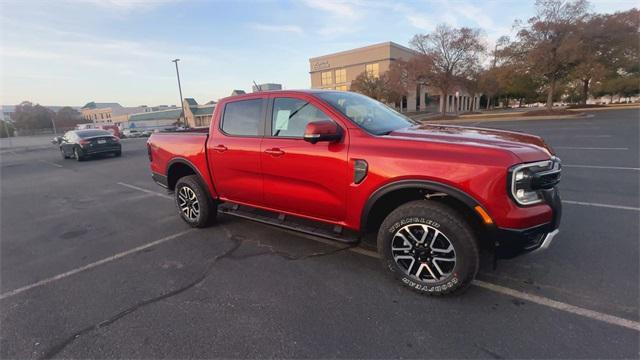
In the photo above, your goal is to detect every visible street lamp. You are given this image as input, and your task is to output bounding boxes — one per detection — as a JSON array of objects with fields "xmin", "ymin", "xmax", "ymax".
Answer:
[{"xmin": 172, "ymin": 59, "xmax": 186, "ymax": 127}]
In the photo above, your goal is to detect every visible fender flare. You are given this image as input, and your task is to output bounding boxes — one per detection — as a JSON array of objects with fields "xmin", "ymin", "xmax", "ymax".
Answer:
[
  {"xmin": 360, "ymin": 179, "xmax": 484, "ymax": 231},
  {"xmin": 166, "ymin": 157, "xmax": 215, "ymax": 199}
]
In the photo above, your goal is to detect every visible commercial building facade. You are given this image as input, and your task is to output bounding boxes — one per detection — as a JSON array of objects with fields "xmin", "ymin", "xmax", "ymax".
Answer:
[
  {"xmin": 183, "ymin": 98, "xmax": 216, "ymax": 128},
  {"xmin": 309, "ymin": 42, "xmax": 480, "ymax": 113}
]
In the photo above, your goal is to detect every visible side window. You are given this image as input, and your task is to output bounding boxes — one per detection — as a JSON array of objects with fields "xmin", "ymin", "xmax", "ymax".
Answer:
[
  {"xmin": 271, "ymin": 98, "xmax": 332, "ymax": 138},
  {"xmin": 221, "ymin": 99, "xmax": 263, "ymax": 136}
]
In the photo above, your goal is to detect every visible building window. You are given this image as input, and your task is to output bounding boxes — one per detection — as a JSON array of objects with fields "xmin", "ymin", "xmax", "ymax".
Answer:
[
  {"xmin": 321, "ymin": 71, "xmax": 333, "ymax": 86},
  {"xmin": 365, "ymin": 63, "xmax": 379, "ymax": 78},
  {"xmin": 336, "ymin": 85, "xmax": 348, "ymax": 91},
  {"xmin": 335, "ymin": 68, "xmax": 346, "ymax": 83}
]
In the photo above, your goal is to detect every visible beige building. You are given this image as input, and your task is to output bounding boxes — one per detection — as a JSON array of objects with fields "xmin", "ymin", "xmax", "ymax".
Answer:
[
  {"xmin": 183, "ymin": 98, "xmax": 216, "ymax": 128},
  {"xmin": 309, "ymin": 41, "xmax": 480, "ymax": 113},
  {"xmin": 80, "ymin": 102, "xmax": 154, "ymax": 126}
]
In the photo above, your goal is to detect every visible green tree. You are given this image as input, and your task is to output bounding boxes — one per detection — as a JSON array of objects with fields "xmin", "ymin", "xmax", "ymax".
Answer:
[
  {"xmin": 0, "ymin": 120, "xmax": 15, "ymax": 138},
  {"xmin": 512, "ymin": 0, "xmax": 589, "ymax": 110},
  {"xmin": 570, "ymin": 8, "xmax": 639, "ymax": 104},
  {"xmin": 13, "ymin": 101, "xmax": 55, "ymax": 133}
]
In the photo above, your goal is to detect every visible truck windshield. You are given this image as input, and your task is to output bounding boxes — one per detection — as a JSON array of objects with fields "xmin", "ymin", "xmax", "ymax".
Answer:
[{"xmin": 316, "ymin": 91, "xmax": 418, "ymax": 135}]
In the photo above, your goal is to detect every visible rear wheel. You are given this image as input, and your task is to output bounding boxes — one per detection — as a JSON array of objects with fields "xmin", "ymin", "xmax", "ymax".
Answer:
[
  {"xmin": 175, "ymin": 175, "xmax": 216, "ymax": 228},
  {"xmin": 377, "ymin": 200, "xmax": 479, "ymax": 296},
  {"xmin": 74, "ymin": 147, "xmax": 84, "ymax": 161},
  {"xmin": 114, "ymin": 150, "xmax": 121, "ymax": 157}
]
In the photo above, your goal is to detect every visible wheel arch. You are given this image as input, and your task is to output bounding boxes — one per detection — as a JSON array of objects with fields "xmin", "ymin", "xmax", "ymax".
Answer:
[
  {"xmin": 360, "ymin": 180, "xmax": 492, "ymax": 247},
  {"xmin": 166, "ymin": 158, "xmax": 215, "ymax": 200}
]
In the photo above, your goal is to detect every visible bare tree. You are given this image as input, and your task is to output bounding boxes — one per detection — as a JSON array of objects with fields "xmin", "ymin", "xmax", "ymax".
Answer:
[{"xmin": 410, "ymin": 24, "xmax": 485, "ymax": 117}]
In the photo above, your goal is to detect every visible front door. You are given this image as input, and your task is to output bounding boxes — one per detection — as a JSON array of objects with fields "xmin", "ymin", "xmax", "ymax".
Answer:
[
  {"xmin": 260, "ymin": 96, "xmax": 349, "ymax": 222},
  {"xmin": 207, "ymin": 98, "xmax": 266, "ymax": 206}
]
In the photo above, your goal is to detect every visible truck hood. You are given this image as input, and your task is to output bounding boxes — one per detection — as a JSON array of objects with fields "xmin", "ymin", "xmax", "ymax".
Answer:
[{"xmin": 387, "ymin": 124, "xmax": 553, "ymax": 162}]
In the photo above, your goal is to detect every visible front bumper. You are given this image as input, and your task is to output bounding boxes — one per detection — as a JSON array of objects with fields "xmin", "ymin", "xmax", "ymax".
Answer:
[{"xmin": 493, "ymin": 187, "xmax": 562, "ymax": 259}]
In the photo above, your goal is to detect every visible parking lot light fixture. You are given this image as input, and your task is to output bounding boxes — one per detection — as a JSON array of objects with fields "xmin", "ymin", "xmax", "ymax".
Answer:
[{"xmin": 172, "ymin": 58, "xmax": 185, "ymax": 127}]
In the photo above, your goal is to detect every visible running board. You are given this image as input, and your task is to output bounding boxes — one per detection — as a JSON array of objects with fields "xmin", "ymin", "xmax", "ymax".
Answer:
[{"xmin": 218, "ymin": 203, "xmax": 360, "ymax": 244}]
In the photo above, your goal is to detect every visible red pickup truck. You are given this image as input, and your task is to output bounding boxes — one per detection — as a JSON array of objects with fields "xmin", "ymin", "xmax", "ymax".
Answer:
[{"xmin": 147, "ymin": 90, "xmax": 561, "ymax": 295}]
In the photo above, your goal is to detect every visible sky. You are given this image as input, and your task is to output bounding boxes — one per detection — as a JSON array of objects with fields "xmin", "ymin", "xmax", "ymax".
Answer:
[{"xmin": 0, "ymin": 0, "xmax": 637, "ymax": 107}]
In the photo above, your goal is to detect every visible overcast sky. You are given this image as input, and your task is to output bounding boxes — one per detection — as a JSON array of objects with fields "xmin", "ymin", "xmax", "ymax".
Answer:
[{"xmin": 0, "ymin": 0, "xmax": 636, "ymax": 107}]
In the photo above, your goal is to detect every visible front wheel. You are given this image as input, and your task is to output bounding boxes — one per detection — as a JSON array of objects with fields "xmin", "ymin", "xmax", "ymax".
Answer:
[
  {"xmin": 377, "ymin": 200, "xmax": 479, "ymax": 296},
  {"xmin": 175, "ymin": 175, "xmax": 216, "ymax": 228}
]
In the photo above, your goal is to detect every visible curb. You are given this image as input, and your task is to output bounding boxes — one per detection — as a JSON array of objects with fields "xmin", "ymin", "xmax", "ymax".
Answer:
[{"xmin": 420, "ymin": 113, "xmax": 589, "ymax": 124}]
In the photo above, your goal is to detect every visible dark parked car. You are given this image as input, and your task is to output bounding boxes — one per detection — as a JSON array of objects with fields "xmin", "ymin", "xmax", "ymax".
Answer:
[{"xmin": 53, "ymin": 129, "xmax": 121, "ymax": 161}]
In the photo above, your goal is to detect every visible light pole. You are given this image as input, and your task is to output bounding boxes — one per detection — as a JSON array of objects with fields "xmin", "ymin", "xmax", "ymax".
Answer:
[{"xmin": 172, "ymin": 59, "xmax": 186, "ymax": 127}]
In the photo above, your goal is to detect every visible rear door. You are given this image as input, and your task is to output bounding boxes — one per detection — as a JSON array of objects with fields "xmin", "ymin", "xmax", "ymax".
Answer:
[
  {"xmin": 260, "ymin": 94, "xmax": 349, "ymax": 222},
  {"xmin": 207, "ymin": 97, "xmax": 267, "ymax": 206}
]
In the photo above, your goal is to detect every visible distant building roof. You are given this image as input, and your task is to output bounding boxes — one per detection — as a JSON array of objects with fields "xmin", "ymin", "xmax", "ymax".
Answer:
[
  {"xmin": 205, "ymin": 100, "xmax": 217, "ymax": 105},
  {"xmin": 253, "ymin": 83, "xmax": 282, "ymax": 92},
  {"xmin": 184, "ymin": 98, "xmax": 198, "ymax": 106},
  {"xmin": 81, "ymin": 101, "xmax": 122, "ymax": 109},
  {"xmin": 129, "ymin": 108, "xmax": 182, "ymax": 122},
  {"xmin": 231, "ymin": 90, "xmax": 246, "ymax": 96}
]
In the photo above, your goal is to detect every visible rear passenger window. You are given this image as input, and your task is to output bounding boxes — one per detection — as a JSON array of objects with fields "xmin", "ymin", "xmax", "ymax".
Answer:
[
  {"xmin": 271, "ymin": 98, "xmax": 332, "ymax": 137},
  {"xmin": 221, "ymin": 99, "xmax": 263, "ymax": 136}
]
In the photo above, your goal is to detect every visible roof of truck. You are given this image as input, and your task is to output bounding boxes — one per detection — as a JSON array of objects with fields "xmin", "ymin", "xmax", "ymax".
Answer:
[{"xmin": 220, "ymin": 89, "xmax": 339, "ymax": 103}]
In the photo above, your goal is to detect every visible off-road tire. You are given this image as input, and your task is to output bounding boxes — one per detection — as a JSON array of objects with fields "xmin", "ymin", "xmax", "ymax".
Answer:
[
  {"xmin": 378, "ymin": 200, "xmax": 479, "ymax": 296},
  {"xmin": 175, "ymin": 175, "xmax": 216, "ymax": 228}
]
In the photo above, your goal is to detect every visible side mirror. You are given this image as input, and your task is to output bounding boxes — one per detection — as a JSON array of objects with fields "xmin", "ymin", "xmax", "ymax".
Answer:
[
  {"xmin": 303, "ymin": 120, "xmax": 342, "ymax": 144},
  {"xmin": 52, "ymin": 136, "xmax": 62, "ymax": 144}
]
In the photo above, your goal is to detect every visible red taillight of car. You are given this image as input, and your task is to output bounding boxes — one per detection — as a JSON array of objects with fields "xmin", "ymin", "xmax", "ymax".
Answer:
[{"xmin": 79, "ymin": 139, "xmax": 90, "ymax": 145}]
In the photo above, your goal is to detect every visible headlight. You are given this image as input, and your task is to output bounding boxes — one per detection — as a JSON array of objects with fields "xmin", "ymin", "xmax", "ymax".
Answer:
[{"xmin": 509, "ymin": 157, "xmax": 561, "ymax": 206}]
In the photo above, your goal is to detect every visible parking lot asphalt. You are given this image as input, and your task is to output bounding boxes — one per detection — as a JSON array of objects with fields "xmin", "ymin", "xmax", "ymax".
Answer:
[{"xmin": 1, "ymin": 108, "xmax": 638, "ymax": 359}]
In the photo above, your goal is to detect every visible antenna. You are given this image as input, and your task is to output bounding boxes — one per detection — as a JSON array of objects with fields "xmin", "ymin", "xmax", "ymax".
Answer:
[{"xmin": 252, "ymin": 81, "xmax": 262, "ymax": 92}]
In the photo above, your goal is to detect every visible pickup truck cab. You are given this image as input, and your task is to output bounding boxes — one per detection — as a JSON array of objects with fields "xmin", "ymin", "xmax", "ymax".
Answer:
[{"xmin": 147, "ymin": 90, "xmax": 561, "ymax": 295}]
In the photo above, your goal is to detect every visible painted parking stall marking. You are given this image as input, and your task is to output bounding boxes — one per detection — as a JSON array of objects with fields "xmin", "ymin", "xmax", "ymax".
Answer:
[
  {"xmin": 563, "ymin": 164, "xmax": 640, "ymax": 171},
  {"xmin": 0, "ymin": 229, "xmax": 195, "ymax": 300},
  {"xmin": 562, "ymin": 200, "xmax": 640, "ymax": 212}
]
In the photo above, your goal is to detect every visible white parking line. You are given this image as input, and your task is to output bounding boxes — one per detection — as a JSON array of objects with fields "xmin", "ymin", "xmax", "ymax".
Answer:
[
  {"xmin": 555, "ymin": 146, "xmax": 629, "ymax": 150},
  {"xmin": 0, "ymin": 229, "xmax": 195, "ymax": 300},
  {"xmin": 562, "ymin": 200, "xmax": 640, "ymax": 211},
  {"xmin": 324, "ymin": 243, "xmax": 640, "ymax": 331},
  {"xmin": 564, "ymin": 164, "xmax": 640, "ymax": 171},
  {"xmin": 472, "ymin": 281, "xmax": 640, "ymax": 332},
  {"xmin": 118, "ymin": 182, "xmax": 172, "ymax": 199},
  {"xmin": 573, "ymin": 135, "xmax": 613, "ymax": 138},
  {"xmin": 43, "ymin": 181, "xmax": 632, "ymax": 332},
  {"xmin": 38, "ymin": 160, "xmax": 63, "ymax": 168}
]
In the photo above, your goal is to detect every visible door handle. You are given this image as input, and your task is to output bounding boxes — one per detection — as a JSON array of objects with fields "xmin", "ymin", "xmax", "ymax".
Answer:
[
  {"xmin": 264, "ymin": 148, "xmax": 285, "ymax": 156},
  {"xmin": 212, "ymin": 144, "xmax": 227, "ymax": 152}
]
